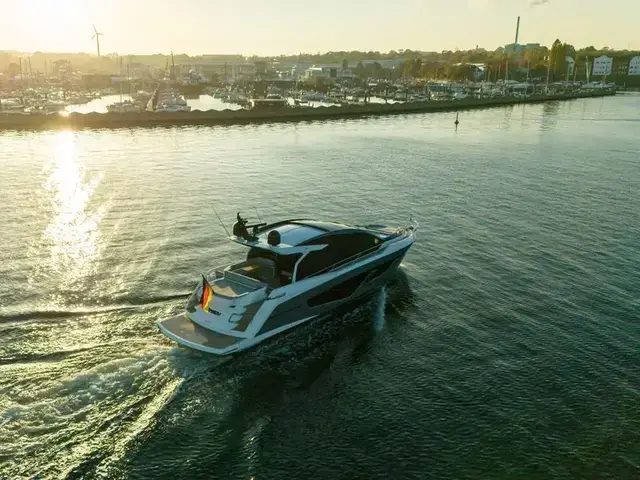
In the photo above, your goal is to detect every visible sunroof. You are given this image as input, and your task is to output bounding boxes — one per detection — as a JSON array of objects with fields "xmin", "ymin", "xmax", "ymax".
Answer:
[
  {"xmin": 292, "ymin": 220, "xmax": 354, "ymax": 232},
  {"xmin": 260, "ymin": 223, "xmax": 325, "ymax": 246}
]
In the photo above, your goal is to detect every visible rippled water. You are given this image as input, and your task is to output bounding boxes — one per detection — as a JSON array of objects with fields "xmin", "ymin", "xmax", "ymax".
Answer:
[{"xmin": 1, "ymin": 94, "xmax": 639, "ymax": 479}]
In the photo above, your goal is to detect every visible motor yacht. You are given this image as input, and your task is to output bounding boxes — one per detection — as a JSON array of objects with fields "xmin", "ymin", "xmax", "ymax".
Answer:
[
  {"xmin": 153, "ymin": 89, "xmax": 191, "ymax": 112},
  {"xmin": 157, "ymin": 214, "xmax": 417, "ymax": 355},
  {"xmin": 106, "ymin": 100, "xmax": 142, "ymax": 113},
  {"xmin": 155, "ymin": 103, "xmax": 192, "ymax": 112},
  {"xmin": 250, "ymin": 94, "xmax": 289, "ymax": 109},
  {"xmin": 301, "ymin": 91, "xmax": 326, "ymax": 101}
]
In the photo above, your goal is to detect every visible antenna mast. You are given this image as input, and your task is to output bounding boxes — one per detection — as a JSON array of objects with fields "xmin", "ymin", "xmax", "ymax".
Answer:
[{"xmin": 211, "ymin": 206, "xmax": 230, "ymax": 236}]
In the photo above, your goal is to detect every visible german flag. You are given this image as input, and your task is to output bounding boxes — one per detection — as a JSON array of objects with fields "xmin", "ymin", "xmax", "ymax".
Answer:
[{"xmin": 200, "ymin": 275, "xmax": 214, "ymax": 311}]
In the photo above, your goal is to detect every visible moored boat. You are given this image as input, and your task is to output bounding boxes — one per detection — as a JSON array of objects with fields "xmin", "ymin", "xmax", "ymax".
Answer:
[{"xmin": 106, "ymin": 100, "xmax": 142, "ymax": 113}]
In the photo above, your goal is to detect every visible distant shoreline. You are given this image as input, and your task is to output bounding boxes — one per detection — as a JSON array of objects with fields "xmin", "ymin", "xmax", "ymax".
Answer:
[{"xmin": 0, "ymin": 90, "xmax": 615, "ymax": 131}]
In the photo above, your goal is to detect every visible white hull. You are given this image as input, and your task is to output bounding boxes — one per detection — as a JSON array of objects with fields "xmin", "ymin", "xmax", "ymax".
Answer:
[
  {"xmin": 157, "ymin": 219, "xmax": 416, "ymax": 355},
  {"xmin": 157, "ymin": 313, "xmax": 319, "ymax": 355},
  {"xmin": 107, "ymin": 103, "xmax": 141, "ymax": 113},
  {"xmin": 155, "ymin": 104, "xmax": 191, "ymax": 112}
]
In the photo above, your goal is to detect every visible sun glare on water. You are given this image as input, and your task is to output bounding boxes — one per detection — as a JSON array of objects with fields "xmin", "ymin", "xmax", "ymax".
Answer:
[{"xmin": 41, "ymin": 130, "xmax": 104, "ymax": 299}]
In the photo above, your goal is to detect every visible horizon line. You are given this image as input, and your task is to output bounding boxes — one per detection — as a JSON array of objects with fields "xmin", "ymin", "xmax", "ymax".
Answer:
[{"xmin": 2, "ymin": 44, "xmax": 639, "ymax": 58}]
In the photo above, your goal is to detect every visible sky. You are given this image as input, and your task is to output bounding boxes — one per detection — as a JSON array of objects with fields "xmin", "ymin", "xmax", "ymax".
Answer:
[{"xmin": 1, "ymin": 0, "xmax": 638, "ymax": 56}]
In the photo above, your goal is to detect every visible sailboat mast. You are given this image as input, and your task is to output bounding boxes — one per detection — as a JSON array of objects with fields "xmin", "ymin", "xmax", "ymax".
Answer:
[
  {"xmin": 171, "ymin": 51, "xmax": 175, "ymax": 81},
  {"xmin": 119, "ymin": 55, "xmax": 123, "ymax": 102},
  {"xmin": 545, "ymin": 54, "xmax": 551, "ymax": 93},
  {"xmin": 586, "ymin": 56, "xmax": 590, "ymax": 83}
]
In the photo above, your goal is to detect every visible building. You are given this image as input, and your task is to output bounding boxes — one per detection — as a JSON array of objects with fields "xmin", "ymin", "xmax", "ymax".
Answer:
[
  {"xmin": 504, "ymin": 43, "xmax": 541, "ymax": 56},
  {"xmin": 591, "ymin": 55, "xmax": 612, "ymax": 76},
  {"xmin": 52, "ymin": 59, "xmax": 71, "ymax": 78},
  {"xmin": 453, "ymin": 63, "xmax": 485, "ymax": 81},
  {"xmin": 629, "ymin": 56, "xmax": 640, "ymax": 76},
  {"xmin": 254, "ymin": 61, "xmax": 267, "ymax": 75},
  {"xmin": 187, "ymin": 60, "xmax": 256, "ymax": 82},
  {"xmin": 566, "ymin": 56, "xmax": 575, "ymax": 76},
  {"xmin": 613, "ymin": 58, "xmax": 628, "ymax": 77},
  {"xmin": 354, "ymin": 59, "xmax": 405, "ymax": 69},
  {"xmin": 127, "ymin": 62, "xmax": 156, "ymax": 79},
  {"xmin": 277, "ymin": 61, "xmax": 314, "ymax": 79},
  {"xmin": 273, "ymin": 58, "xmax": 404, "ymax": 80},
  {"xmin": 303, "ymin": 65, "xmax": 357, "ymax": 83}
]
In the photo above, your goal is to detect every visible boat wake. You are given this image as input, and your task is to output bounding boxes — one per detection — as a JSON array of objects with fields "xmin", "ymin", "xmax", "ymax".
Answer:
[
  {"xmin": 0, "ymin": 293, "xmax": 190, "ymax": 324},
  {"xmin": 0, "ymin": 339, "xmax": 155, "ymax": 366},
  {"xmin": 373, "ymin": 287, "xmax": 387, "ymax": 332},
  {"xmin": 0, "ymin": 344, "xmax": 214, "ymax": 480},
  {"xmin": 1, "ymin": 269, "xmax": 415, "ymax": 478}
]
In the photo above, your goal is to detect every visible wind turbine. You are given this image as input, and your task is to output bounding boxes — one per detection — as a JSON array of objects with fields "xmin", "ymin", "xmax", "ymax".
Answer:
[{"xmin": 91, "ymin": 25, "xmax": 104, "ymax": 56}]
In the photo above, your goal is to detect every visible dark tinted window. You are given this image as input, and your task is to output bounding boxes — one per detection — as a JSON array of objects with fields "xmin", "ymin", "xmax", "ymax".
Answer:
[
  {"xmin": 308, "ymin": 272, "xmax": 369, "ymax": 307},
  {"xmin": 276, "ymin": 253, "xmax": 301, "ymax": 286},
  {"xmin": 247, "ymin": 248, "xmax": 300, "ymax": 286},
  {"xmin": 247, "ymin": 247, "xmax": 276, "ymax": 263},
  {"xmin": 296, "ymin": 232, "xmax": 380, "ymax": 280}
]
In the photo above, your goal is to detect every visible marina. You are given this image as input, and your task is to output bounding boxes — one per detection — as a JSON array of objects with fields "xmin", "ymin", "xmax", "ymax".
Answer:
[{"xmin": 0, "ymin": 88, "xmax": 616, "ymax": 129}]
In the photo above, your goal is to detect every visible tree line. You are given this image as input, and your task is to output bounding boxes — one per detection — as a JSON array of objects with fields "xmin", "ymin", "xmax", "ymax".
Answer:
[
  {"xmin": 2, "ymin": 43, "xmax": 638, "ymax": 82},
  {"xmin": 370, "ymin": 42, "xmax": 639, "ymax": 82}
]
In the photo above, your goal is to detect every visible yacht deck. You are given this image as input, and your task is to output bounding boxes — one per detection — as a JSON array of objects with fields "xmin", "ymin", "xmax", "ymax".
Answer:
[
  {"xmin": 157, "ymin": 314, "xmax": 240, "ymax": 351},
  {"xmin": 213, "ymin": 277, "xmax": 257, "ymax": 297}
]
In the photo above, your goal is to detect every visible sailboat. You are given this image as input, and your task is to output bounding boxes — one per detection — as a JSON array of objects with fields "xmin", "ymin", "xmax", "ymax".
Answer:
[{"xmin": 107, "ymin": 57, "xmax": 142, "ymax": 113}]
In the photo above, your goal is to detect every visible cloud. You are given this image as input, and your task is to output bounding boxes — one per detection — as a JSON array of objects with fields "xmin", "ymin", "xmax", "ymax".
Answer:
[{"xmin": 530, "ymin": 0, "xmax": 549, "ymax": 5}]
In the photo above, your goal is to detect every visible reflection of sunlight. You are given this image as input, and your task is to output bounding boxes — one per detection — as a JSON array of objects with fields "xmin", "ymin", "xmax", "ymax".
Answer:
[{"xmin": 43, "ymin": 131, "xmax": 102, "ymax": 290}]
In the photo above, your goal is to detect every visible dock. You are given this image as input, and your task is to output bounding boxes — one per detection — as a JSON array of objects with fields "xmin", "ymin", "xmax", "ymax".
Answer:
[{"xmin": 0, "ymin": 90, "xmax": 615, "ymax": 131}]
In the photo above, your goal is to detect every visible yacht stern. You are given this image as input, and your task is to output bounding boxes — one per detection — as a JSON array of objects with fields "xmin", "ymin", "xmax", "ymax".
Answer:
[{"xmin": 156, "ymin": 314, "xmax": 242, "ymax": 355}]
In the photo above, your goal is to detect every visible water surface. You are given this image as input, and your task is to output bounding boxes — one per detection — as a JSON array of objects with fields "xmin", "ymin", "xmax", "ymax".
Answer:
[{"xmin": 1, "ymin": 94, "xmax": 639, "ymax": 479}]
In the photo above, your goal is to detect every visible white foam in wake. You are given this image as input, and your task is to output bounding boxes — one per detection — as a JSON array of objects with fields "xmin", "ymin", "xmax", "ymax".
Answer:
[
  {"xmin": 373, "ymin": 287, "xmax": 387, "ymax": 332},
  {"xmin": 1, "ymin": 344, "xmax": 211, "ymax": 479}
]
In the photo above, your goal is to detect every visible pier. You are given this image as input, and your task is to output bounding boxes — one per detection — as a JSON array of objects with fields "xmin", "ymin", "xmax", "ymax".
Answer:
[{"xmin": 0, "ymin": 90, "xmax": 615, "ymax": 130}]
